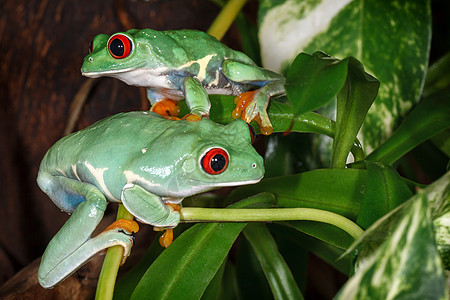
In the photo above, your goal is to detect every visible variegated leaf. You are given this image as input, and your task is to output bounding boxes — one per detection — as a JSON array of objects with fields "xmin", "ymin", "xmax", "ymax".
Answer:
[
  {"xmin": 335, "ymin": 172, "xmax": 450, "ymax": 299},
  {"xmin": 259, "ymin": 0, "xmax": 431, "ymax": 152}
]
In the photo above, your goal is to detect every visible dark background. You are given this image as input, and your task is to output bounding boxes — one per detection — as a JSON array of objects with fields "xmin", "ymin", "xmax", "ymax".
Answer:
[{"xmin": 0, "ymin": 0, "xmax": 250, "ymax": 296}]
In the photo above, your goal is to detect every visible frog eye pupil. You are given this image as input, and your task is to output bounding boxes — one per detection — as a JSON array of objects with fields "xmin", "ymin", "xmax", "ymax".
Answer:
[
  {"xmin": 211, "ymin": 154, "xmax": 226, "ymax": 172},
  {"xmin": 110, "ymin": 39, "xmax": 125, "ymax": 56},
  {"xmin": 201, "ymin": 148, "xmax": 229, "ymax": 175},
  {"xmin": 108, "ymin": 34, "xmax": 133, "ymax": 59}
]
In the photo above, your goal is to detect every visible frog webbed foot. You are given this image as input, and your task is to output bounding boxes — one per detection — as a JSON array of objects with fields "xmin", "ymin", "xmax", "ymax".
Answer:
[
  {"xmin": 153, "ymin": 203, "xmax": 182, "ymax": 248},
  {"xmin": 232, "ymin": 89, "xmax": 274, "ymax": 135},
  {"xmin": 181, "ymin": 113, "xmax": 202, "ymax": 122},
  {"xmin": 38, "ymin": 214, "xmax": 138, "ymax": 288},
  {"xmin": 102, "ymin": 219, "xmax": 139, "ymax": 264},
  {"xmin": 150, "ymin": 99, "xmax": 181, "ymax": 119}
]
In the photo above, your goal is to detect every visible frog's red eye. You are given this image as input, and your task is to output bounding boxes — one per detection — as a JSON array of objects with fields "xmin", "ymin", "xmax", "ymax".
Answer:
[
  {"xmin": 201, "ymin": 148, "xmax": 229, "ymax": 175},
  {"xmin": 108, "ymin": 34, "xmax": 133, "ymax": 59},
  {"xmin": 248, "ymin": 124, "xmax": 256, "ymax": 143}
]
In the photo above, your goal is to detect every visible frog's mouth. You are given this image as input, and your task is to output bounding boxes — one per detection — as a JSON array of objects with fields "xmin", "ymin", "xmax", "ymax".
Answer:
[
  {"xmin": 82, "ymin": 66, "xmax": 171, "ymax": 88},
  {"xmin": 190, "ymin": 176, "xmax": 264, "ymax": 190},
  {"xmin": 81, "ymin": 66, "xmax": 144, "ymax": 78}
]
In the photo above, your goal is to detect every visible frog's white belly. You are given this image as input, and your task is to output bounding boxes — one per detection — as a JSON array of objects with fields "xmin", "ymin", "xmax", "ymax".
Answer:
[
  {"xmin": 83, "ymin": 67, "xmax": 173, "ymax": 90},
  {"xmin": 83, "ymin": 67, "xmax": 240, "ymax": 98}
]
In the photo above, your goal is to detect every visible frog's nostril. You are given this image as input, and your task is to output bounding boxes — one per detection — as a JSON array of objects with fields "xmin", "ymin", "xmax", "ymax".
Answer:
[
  {"xmin": 89, "ymin": 57, "xmax": 93, "ymax": 62},
  {"xmin": 252, "ymin": 163, "xmax": 257, "ymax": 169}
]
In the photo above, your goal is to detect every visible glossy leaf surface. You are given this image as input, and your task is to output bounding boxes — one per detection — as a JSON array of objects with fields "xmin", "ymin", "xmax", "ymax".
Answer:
[
  {"xmin": 259, "ymin": 0, "xmax": 431, "ymax": 151},
  {"xmin": 356, "ymin": 161, "xmax": 412, "ymax": 229},
  {"xmin": 244, "ymin": 223, "xmax": 304, "ymax": 300},
  {"xmin": 366, "ymin": 90, "xmax": 450, "ymax": 164},
  {"xmin": 285, "ymin": 52, "xmax": 348, "ymax": 116},
  {"xmin": 332, "ymin": 57, "xmax": 379, "ymax": 167},
  {"xmin": 336, "ymin": 175, "xmax": 449, "ymax": 299}
]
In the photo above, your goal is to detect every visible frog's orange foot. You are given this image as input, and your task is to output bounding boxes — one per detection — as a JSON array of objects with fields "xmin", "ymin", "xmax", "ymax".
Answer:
[
  {"xmin": 151, "ymin": 99, "xmax": 180, "ymax": 117},
  {"xmin": 155, "ymin": 203, "xmax": 182, "ymax": 248},
  {"xmin": 159, "ymin": 229, "xmax": 174, "ymax": 248},
  {"xmin": 163, "ymin": 116, "xmax": 181, "ymax": 121},
  {"xmin": 181, "ymin": 113, "xmax": 202, "ymax": 122},
  {"xmin": 232, "ymin": 90, "xmax": 273, "ymax": 135},
  {"xmin": 104, "ymin": 219, "xmax": 140, "ymax": 234},
  {"xmin": 103, "ymin": 219, "xmax": 139, "ymax": 265}
]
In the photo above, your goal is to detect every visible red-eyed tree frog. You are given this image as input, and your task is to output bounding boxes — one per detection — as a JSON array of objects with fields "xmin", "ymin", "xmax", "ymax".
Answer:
[
  {"xmin": 81, "ymin": 29, "xmax": 286, "ymax": 135},
  {"xmin": 36, "ymin": 111, "xmax": 264, "ymax": 288}
]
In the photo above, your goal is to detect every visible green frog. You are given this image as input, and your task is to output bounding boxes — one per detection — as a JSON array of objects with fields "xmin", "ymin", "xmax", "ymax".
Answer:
[
  {"xmin": 81, "ymin": 29, "xmax": 285, "ymax": 134},
  {"xmin": 37, "ymin": 111, "xmax": 264, "ymax": 288}
]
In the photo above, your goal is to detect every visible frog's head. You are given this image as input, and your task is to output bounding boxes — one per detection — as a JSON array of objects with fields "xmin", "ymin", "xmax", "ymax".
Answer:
[
  {"xmin": 81, "ymin": 29, "xmax": 165, "ymax": 80},
  {"xmin": 169, "ymin": 119, "xmax": 265, "ymax": 197}
]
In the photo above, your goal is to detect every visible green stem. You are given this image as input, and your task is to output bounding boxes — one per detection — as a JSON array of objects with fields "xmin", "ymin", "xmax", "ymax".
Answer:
[
  {"xmin": 95, "ymin": 204, "xmax": 134, "ymax": 300},
  {"xmin": 207, "ymin": 0, "xmax": 248, "ymax": 40},
  {"xmin": 181, "ymin": 207, "xmax": 364, "ymax": 240}
]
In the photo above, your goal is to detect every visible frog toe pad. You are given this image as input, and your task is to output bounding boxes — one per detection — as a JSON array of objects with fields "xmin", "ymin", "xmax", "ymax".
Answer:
[
  {"xmin": 151, "ymin": 99, "xmax": 180, "ymax": 117},
  {"xmin": 232, "ymin": 90, "xmax": 273, "ymax": 135},
  {"xmin": 181, "ymin": 113, "xmax": 202, "ymax": 122}
]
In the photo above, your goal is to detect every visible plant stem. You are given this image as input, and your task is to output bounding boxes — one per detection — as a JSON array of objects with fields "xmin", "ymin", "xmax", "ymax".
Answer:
[
  {"xmin": 207, "ymin": 0, "xmax": 248, "ymax": 40},
  {"xmin": 181, "ymin": 207, "xmax": 364, "ymax": 239},
  {"xmin": 95, "ymin": 204, "xmax": 134, "ymax": 300}
]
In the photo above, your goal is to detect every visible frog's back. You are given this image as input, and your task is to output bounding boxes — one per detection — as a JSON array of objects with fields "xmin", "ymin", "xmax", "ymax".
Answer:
[
  {"xmin": 39, "ymin": 112, "xmax": 167, "ymax": 176},
  {"xmin": 132, "ymin": 29, "xmax": 256, "ymax": 67}
]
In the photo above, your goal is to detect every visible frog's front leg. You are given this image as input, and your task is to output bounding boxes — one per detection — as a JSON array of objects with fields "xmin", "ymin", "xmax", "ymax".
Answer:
[
  {"xmin": 37, "ymin": 175, "xmax": 138, "ymax": 288},
  {"xmin": 121, "ymin": 184, "xmax": 181, "ymax": 248},
  {"xmin": 121, "ymin": 184, "xmax": 180, "ymax": 228},
  {"xmin": 222, "ymin": 60, "xmax": 286, "ymax": 135},
  {"xmin": 181, "ymin": 76, "xmax": 210, "ymax": 121}
]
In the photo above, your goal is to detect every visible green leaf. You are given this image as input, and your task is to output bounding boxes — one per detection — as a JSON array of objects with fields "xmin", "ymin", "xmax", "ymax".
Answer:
[
  {"xmin": 335, "ymin": 189, "xmax": 448, "ymax": 299},
  {"xmin": 228, "ymin": 169, "xmax": 367, "ymax": 220},
  {"xmin": 287, "ymin": 221, "xmax": 354, "ymax": 250},
  {"xmin": 423, "ymin": 52, "xmax": 450, "ymax": 97},
  {"xmin": 236, "ymin": 238, "xmax": 273, "ymax": 300},
  {"xmin": 335, "ymin": 192, "xmax": 447, "ymax": 300},
  {"xmin": 129, "ymin": 195, "xmax": 274, "ymax": 300},
  {"xmin": 201, "ymin": 258, "xmax": 226, "ymax": 300},
  {"xmin": 332, "ymin": 57, "xmax": 379, "ymax": 168},
  {"xmin": 356, "ymin": 161, "xmax": 413, "ymax": 229},
  {"xmin": 129, "ymin": 222, "xmax": 245, "ymax": 300},
  {"xmin": 219, "ymin": 261, "xmax": 239, "ymax": 300},
  {"xmin": 272, "ymin": 228, "xmax": 309, "ymax": 291},
  {"xmin": 272, "ymin": 224, "xmax": 350, "ymax": 275},
  {"xmin": 426, "ymin": 172, "xmax": 450, "ymax": 270},
  {"xmin": 366, "ymin": 90, "xmax": 450, "ymax": 165},
  {"xmin": 434, "ymin": 212, "xmax": 450, "ymax": 270},
  {"xmin": 243, "ymin": 223, "xmax": 304, "ymax": 300},
  {"xmin": 259, "ymin": 0, "xmax": 431, "ymax": 151},
  {"xmin": 227, "ymin": 169, "xmax": 367, "ymax": 250},
  {"xmin": 285, "ymin": 52, "xmax": 348, "ymax": 116},
  {"xmin": 431, "ymin": 129, "xmax": 450, "ymax": 157}
]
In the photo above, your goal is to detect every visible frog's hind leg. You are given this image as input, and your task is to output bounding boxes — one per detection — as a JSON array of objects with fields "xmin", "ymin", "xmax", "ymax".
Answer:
[
  {"xmin": 222, "ymin": 60, "xmax": 286, "ymax": 135},
  {"xmin": 147, "ymin": 89, "xmax": 181, "ymax": 119},
  {"xmin": 37, "ymin": 173, "xmax": 136, "ymax": 288}
]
